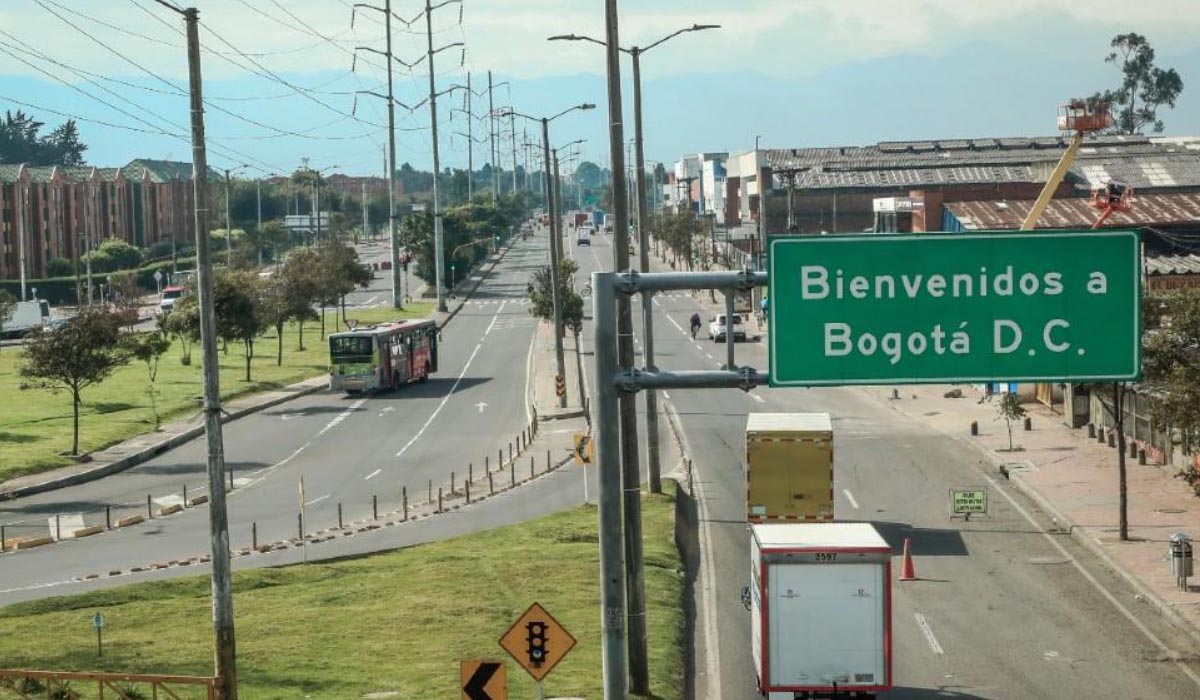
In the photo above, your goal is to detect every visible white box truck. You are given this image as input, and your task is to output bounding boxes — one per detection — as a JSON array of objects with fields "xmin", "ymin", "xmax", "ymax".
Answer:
[
  {"xmin": 0, "ymin": 299, "xmax": 50, "ymax": 338},
  {"xmin": 747, "ymin": 522, "xmax": 892, "ymax": 698}
]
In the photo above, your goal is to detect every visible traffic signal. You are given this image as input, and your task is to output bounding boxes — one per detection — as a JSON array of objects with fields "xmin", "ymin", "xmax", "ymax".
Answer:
[{"xmin": 526, "ymin": 621, "xmax": 547, "ymax": 668}]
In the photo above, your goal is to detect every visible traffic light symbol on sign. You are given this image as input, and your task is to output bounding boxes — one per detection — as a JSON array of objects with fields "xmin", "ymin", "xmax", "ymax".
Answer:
[
  {"xmin": 555, "ymin": 374, "xmax": 566, "ymax": 398},
  {"xmin": 526, "ymin": 621, "xmax": 547, "ymax": 668}
]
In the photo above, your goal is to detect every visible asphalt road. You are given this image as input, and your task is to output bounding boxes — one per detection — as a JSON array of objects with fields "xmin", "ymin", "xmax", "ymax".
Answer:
[
  {"xmin": 0, "ymin": 229, "xmax": 597, "ymax": 603},
  {"xmin": 5, "ymin": 223, "xmax": 1200, "ymax": 700}
]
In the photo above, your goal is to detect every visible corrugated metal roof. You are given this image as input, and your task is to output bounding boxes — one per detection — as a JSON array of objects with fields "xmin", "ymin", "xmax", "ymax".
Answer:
[
  {"xmin": 1145, "ymin": 254, "xmax": 1200, "ymax": 276},
  {"xmin": 792, "ymin": 164, "xmax": 1038, "ymax": 190},
  {"xmin": 944, "ymin": 192, "xmax": 1200, "ymax": 230}
]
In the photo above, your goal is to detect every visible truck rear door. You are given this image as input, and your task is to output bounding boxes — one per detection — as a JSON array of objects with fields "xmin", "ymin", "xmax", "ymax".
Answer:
[{"xmin": 768, "ymin": 562, "xmax": 886, "ymax": 689}]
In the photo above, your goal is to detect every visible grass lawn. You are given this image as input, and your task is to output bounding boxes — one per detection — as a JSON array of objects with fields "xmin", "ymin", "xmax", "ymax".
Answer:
[
  {"xmin": 0, "ymin": 486, "xmax": 684, "ymax": 700},
  {"xmin": 0, "ymin": 302, "xmax": 436, "ymax": 482}
]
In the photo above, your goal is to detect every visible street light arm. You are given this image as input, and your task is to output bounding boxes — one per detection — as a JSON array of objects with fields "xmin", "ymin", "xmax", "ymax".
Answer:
[
  {"xmin": 547, "ymin": 33, "xmax": 616, "ymax": 51},
  {"xmin": 549, "ymin": 103, "xmax": 596, "ymax": 122},
  {"xmin": 641, "ymin": 23, "xmax": 722, "ymax": 53}
]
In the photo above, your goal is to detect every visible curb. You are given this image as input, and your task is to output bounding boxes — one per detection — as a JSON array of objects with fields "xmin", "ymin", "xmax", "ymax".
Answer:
[
  {"xmin": 0, "ymin": 381, "xmax": 326, "ymax": 502},
  {"xmin": 438, "ymin": 239, "xmax": 516, "ymax": 330},
  {"xmin": 866, "ymin": 388, "xmax": 1200, "ymax": 650}
]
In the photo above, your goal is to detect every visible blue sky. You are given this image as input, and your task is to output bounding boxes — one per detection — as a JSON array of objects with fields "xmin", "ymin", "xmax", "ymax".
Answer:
[{"xmin": 1, "ymin": 0, "xmax": 1198, "ymax": 177}]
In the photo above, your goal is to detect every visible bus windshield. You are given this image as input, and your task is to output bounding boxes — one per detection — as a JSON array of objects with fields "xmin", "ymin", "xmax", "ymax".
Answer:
[{"xmin": 330, "ymin": 335, "xmax": 374, "ymax": 360}]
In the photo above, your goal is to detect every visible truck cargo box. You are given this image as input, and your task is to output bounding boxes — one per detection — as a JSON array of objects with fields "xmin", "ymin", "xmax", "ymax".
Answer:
[
  {"xmin": 746, "ymin": 413, "xmax": 834, "ymax": 522},
  {"xmin": 749, "ymin": 523, "xmax": 892, "ymax": 698}
]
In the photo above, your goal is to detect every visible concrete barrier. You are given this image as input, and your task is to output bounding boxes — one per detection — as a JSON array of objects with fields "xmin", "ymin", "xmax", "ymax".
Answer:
[
  {"xmin": 157, "ymin": 503, "xmax": 183, "ymax": 516},
  {"xmin": 71, "ymin": 525, "xmax": 104, "ymax": 539},
  {"xmin": 114, "ymin": 514, "xmax": 145, "ymax": 528},
  {"xmin": 187, "ymin": 494, "xmax": 209, "ymax": 506},
  {"xmin": 13, "ymin": 536, "xmax": 54, "ymax": 550}
]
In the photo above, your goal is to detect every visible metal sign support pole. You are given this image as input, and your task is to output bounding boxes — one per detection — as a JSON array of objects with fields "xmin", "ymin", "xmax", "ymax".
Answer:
[{"xmin": 592, "ymin": 271, "xmax": 627, "ymax": 700}]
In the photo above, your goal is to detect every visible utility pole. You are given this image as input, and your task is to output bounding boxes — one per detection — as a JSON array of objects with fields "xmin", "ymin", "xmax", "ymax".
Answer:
[
  {"xmin": 630, "ymin": 47, "xmax": 661, "ymax": 495},
  {"xmin": 542, "ymin": 119, "xmax": 566, "ymax": 408},
  {"xmin": 361, "ymin": 181, "xmax": 368, "ymax": 245},
  {"xmin": 488, "ymin": 70, "xmax": 498, "ymax": 204},
  {"xmin": 256, "ymin": 177, "xmax": 263, "ymax": 265},
  {"xmin": 17, "ymin": 180, "xmax": 27, "ymax": 300},
  {"xmin": 466, "ymin": 72, "xmax": 474, "ymax": 202},
  {"xmin": 424, "ymin": 0, "xmax": 453, "ymax": 314},
  {"xmin": 314, "ymin": 172, "xmax": 322, "ymax": 242},
  {"xmin": 603, "ymin": 1, "xmax": 647, "ymax": 695},
  {"xmin": 180, "ymin": 5, "xmax": 239, "ymax": 698},
  {"xmin": 224, "ymin": 169, "xmax": 234, "ymax": 267},
  {"xmin": 510, "ymin": 109, "xmax": 518, "ymax": 194}
]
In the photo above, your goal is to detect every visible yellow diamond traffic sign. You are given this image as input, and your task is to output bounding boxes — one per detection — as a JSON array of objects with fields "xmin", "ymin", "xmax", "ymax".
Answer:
[{"xmin": 498, "ymin": 602, "xmax": 576, "ymax": 681}]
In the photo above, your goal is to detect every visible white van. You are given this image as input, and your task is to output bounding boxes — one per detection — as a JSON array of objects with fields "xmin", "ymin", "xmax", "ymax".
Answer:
[
  {"xmin": 1, "ymin": 299, "xmax": 50, "ymax": 338},
  {"xmin": 577, "ymin": 225, "xmax": 593, "ymax": 246},
  {"xmin": 709, "ymin": 313, "xmax": 747, "ymax": 342}
]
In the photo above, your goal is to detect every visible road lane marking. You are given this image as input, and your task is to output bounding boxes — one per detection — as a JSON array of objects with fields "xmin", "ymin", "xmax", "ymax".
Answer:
[
  {"xmin": 843, "ymin": 489, "xmax": 860, "ymax": 509},
  {"xmin": 304, "ymin": 494, "xmax": 330, "ymax": 507},
  {"xmin": 667, "ymin": 315, "xmax": 685, "ymax": 334},
  {"xmin": 317, "ymin": 398, "xmax": 367, "ymax": 437},
  {"xmin": 914, "ymin": 612, "xmax": 945, "ymax": 656},
  {"xmin": 751, "ymin": 394, "xmax": 765, "ymax": 404},
  {"xmin": 395, "ymin": 302, "xmax": 507, "ymax": 459},
  {"xmin": 364, "ymin": 469, "xmax": 382, "ymax": 481},
  {"xmin": 663, "ymin": 398, "xmax": 722, "ymax": 697},
  {"xmin": 523, "ymin": 316, "xmax": 537, "ymax": 424}
]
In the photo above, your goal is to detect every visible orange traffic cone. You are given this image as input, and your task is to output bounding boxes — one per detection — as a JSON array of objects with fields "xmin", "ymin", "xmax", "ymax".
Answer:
[{"xmin": 899, "ymin": 538, "xmax": 917, "ymax": 581}]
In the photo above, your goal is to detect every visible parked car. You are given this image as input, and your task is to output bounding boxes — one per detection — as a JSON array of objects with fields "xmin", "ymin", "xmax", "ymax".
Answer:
[{"xmin": 709, "ymin": 313, "xmax": 747, "ymax": 342}]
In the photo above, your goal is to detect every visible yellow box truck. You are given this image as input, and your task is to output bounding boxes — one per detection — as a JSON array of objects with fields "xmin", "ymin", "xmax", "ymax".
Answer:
[{"xmin": 746, "ymin": 413, "xmax": 833, "ymax": 522}]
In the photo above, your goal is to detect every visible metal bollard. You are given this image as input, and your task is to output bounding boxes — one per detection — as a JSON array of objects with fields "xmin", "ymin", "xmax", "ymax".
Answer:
[
  {"xmin": 1087, "ymin": 423, "xmax": 1096, "ymax": 438},
  {"xmin": 338, "ymin": 503, "xmax": 343, "ymax": 529},
  {"xmin": 147, "ymin": 494, "xmax": 153, "ymax": 519},
  {"xmin": 1129, "ymin": 441, "xmax": 1138, "ymax": 458},
  {"xmin": 530, "ymin": 455, "xmax": 535, "ymax": 479},
  {"xmin": 485, "ymin": 455, "xmax": 489, "ymax": 472},
  {"xmin": 466, "ymin": 480, "xmax": 471, "ymax": 504},
  {"xmin": 1138, "ymin": 449, "xmax": 1148, "ymax": 465},
  {"xmin": 55, "ymin": 514, "xmax": 61, "ymax": 541},
  {"xmin": 1108, "ymin": 432, "xmax": 1116, "ymax": 448},
  {"xmin": 451, "ymin": 471, "xmax": 456, "ymax": 494},
  {"xmin": 1, "ymin": 525, "xmax": 5, "ymax": 552},
  {"xmin": 1098, "ymin": 429, "xmax": 1106, "ymax": 443},
  {"xmin": 228, "ymin": 468, "xmax": 234, "ymax": 491},
  {"xmin": 1023, "ymin": 417, "xmax": 1032, "ymax": 431},
  {"xmin": 403, "ymin": 486, "xmax": 409, "ymax": 521},
  {"xmin": 970, "ymin": 421, "xmax": 978, "ymax": 436},
  {"xmin": 510, "ymin": 461, "xmax": 515, "ymax": 487},
  {"xmin": 373, "ymin": 495, "xmax": 378, "ymax": 520},
  {"xmin": 428, "ymin": 479, "xmax": 433, "ymax": 503},
  {"xmin": 891, "ymin": 388, "xmax": 900, "ymax": 400},
  {"xmin": 298, "ymin": 513, "xmax": 304, "ymax": 540},
  {"xmin": 438, "ymin": 487, "xmax": 443, "ymax": 513},
  {"xmin": 498, "ymin": 448, "xmax": 503, "ymax": 467},
  {"xmin": 546, "ymin": 449, "xmax": 551, "ymax": 471},
  {"xmin": 252, "ymin": 522, "xmax": 257, "ymax": 550},
  {"xmin": 183, "ymin": 484, "xmax": 188, "ymax": 507},
  {"xmin": 489, "ymin": 472, "xmax": 494, "ymax": 496},
  {"xmin": 469, "ymin": 463, "xmax": 473, "ymax": 485},
  {"xmin": 105, "ymin": 506, "xmax": 111, "ymax": 530},
  {"xmin": 509, "ymin": 442, "xmax": 513, "ymax": 464}
]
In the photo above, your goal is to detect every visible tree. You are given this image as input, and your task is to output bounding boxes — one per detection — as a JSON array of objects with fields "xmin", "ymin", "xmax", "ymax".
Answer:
[
  {"xmin": 527, "ymin": 258, "xmax": 584, "ymax": 335},
  {"xmin": 258, "ymin": 269, "xmax": 315, "ymax": 365},
  {"xmin": 1091, "ymin": 33, "xmax": 1184, "ymax": 134},
  {"xmin": 995, "ymin": 391, "xmax": 1026, "ymax": 452},
  {"xmin": 278, "ymin": 249, "xmax": 321, "ymax": 350},
  {"xmin": 126, "ymin": 330, "xmax": 171, "ymax": 428},
  {"xmin": 0, "ymin": 111, "xmax": 87, "ymax": 165},
  {"xmin": 45, "ymin": 258, "xmax": 73, "ymax": 278},
  {"xmin": 160, "ymin": 294, "xmax": 200, "ymax": 365},
  {"xmin": 83, "ymin": 238, "xmax": 143, "ymax": 273},
  {"xmin": 19, "ymin": 308, "xmax": 130, "ymax": 455},
  {"xmin": 106, "ymin": 270, "xmax": 143, "ymax": 329},
  {"xmin": 213, "ymin": 270, "xmax": 264, "ymax": 382}
]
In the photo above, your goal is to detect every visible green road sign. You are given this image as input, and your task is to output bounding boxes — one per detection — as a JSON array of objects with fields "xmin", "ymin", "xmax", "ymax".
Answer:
[
  {"xmin": 768, "ymin": 230, "xmax": 1141, "ymax": 386},
  {"xmin": 950, "ymin": 488, "xmax": 988, "ymax": 515}
]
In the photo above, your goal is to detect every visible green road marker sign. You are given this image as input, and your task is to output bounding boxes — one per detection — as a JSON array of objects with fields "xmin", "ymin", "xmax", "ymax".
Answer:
[
  {"xmin": 950, "ymin": 488, "xmax": 989, "ymax": 518},
  {"xmin": 768, "ymin": 230, "xmax": 1141, "ymax": 386}
]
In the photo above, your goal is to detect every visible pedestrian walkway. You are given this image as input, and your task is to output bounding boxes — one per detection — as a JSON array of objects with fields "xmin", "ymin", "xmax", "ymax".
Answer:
[{"xmin": 862, "ymin": 383, "xmax": 1200, "ymax": 642}]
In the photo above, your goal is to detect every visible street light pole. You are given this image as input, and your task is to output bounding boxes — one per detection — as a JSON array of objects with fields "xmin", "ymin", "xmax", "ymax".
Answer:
[
  {"xmin": 426, "ymin": 0, "xmax": 449, "ymax": 313},
  {"xmin": 256, "ymin": 177, "xmax": 263, "ymax": 266},
  {"xmin": 541, "ymin": 117, "xmax": 566, "ymax": 409}
]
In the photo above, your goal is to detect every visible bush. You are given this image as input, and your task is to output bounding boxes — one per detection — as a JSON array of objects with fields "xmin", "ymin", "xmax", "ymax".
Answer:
[
  {"xmin": 45, "ymin": 258, "xmax": 73, "ymax": 277},
  {"xmin": 82, "ymin": 238, "xmax": 143, "ymax": 273}
]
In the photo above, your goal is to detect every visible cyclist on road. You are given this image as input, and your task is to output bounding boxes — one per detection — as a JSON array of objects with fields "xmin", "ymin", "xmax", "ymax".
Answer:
[{"xmin": 689, "ymin": 312, "xmax": 702, "ymax": 339}]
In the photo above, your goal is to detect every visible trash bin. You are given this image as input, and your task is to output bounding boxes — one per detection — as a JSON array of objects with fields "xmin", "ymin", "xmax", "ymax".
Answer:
[{"xmin": 1170, "ymin": 532, "xmax": 1193, "ymax": 587}]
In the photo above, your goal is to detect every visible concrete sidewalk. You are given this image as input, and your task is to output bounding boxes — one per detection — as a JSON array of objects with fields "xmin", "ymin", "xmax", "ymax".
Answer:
[
  {"xmin": 863, "ymin": 383, "xmax": 1200, "ymax": 643},
  {"xmin": 530, "ymin": 319, "xmax": 587, "ymax": 421}
]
